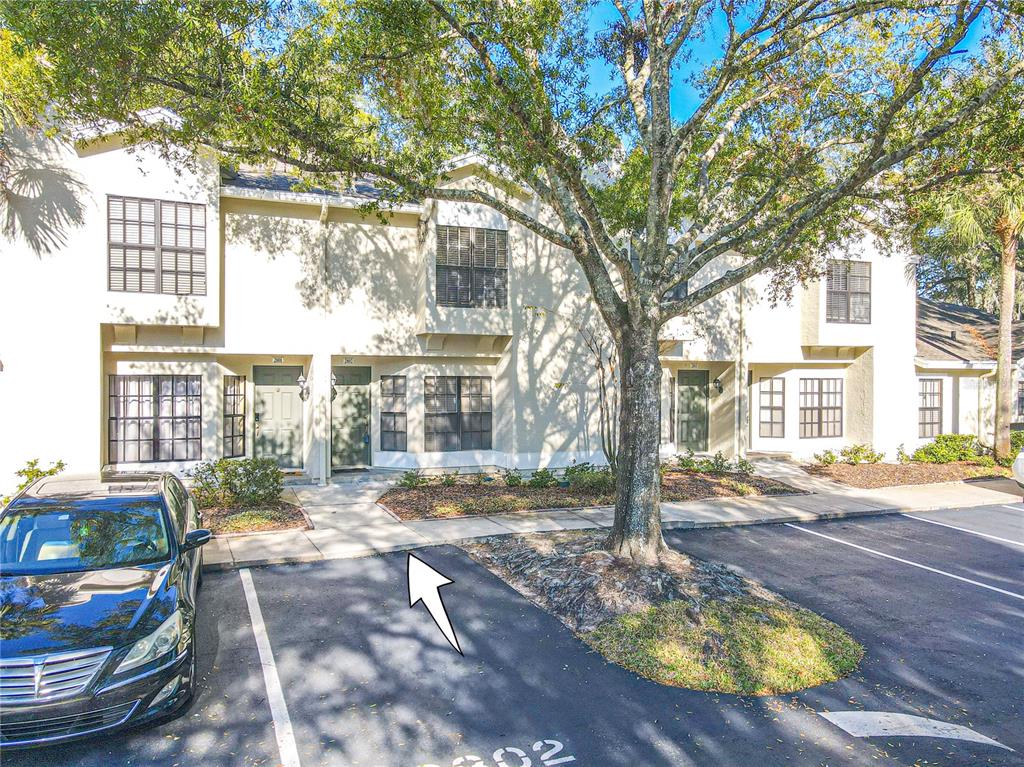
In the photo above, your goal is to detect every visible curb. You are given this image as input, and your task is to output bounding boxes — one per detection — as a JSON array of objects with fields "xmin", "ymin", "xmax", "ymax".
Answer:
[{"xmin": 202, "ymin": 499, "xmax": 994, "ymax": 572}]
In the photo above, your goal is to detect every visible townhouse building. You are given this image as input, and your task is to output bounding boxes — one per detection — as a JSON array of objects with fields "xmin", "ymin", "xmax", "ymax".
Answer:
[{"xmin": 1, "ymin": 125, "xmax": 1017, "ymax": 494}]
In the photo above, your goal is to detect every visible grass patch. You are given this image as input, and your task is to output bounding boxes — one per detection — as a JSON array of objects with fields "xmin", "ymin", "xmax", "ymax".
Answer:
[
  {"xmin": 585, "ymin": 595, "xmax": 863, "ymax": 696},
  {"xmin": 202, "ymin": 501, "xmax": 307, "ymax": 534}
]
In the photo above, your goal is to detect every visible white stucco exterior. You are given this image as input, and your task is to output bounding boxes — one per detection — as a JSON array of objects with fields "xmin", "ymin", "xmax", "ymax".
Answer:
[{"xmin": 1, "ymin": 131, "xmax": 1014, "ymax": 495}]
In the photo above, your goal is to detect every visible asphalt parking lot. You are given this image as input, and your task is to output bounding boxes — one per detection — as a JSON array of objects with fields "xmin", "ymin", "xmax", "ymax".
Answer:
[{"xmin": 7, "ymin": 503, "xmax": 1023, "ymax": 767}]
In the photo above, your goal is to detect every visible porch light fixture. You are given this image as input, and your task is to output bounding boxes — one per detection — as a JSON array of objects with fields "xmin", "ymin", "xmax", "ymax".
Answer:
[
  {"xmin": 330, "ymin": 371, "xmax": 338, "ymax": 402},
  {"xmin": 297, "ymin": 373, "xmax": 310, "ymax": 401},
  {"xmin": 712, "ymin": 377, "xmax": 723, "ymax": 394}
]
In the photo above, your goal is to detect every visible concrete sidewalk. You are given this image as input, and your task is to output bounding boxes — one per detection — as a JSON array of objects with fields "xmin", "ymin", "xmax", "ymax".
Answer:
[{"xmin": 202, "ymin": 475, "xmax": 1022, "ymax": 571}]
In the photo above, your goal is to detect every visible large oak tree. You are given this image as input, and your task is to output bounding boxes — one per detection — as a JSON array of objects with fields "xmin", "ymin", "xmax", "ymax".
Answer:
[{"xmin": 3, "ymin": 0, "xmax": 1022, "ymax": 562}]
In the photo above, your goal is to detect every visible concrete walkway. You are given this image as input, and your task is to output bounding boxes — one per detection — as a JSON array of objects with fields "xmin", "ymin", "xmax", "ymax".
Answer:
[{"xmin": 203, "ymin": 469, "xmax": 1023, "ymax": 570}]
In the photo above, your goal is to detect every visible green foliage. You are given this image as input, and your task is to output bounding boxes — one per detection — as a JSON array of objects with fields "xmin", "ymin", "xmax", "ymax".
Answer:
[
  {"xmin": 675, "ymin": 450, "xmax": 698, "ymax": 471},
  {"xmin": 839, "ymin": 444, "xmax": 884, "ymax": 465},
  {"xmin": 912, "ymin": 434, "xmax": 979, "ymax": 464},
  {"xmin": 187, "ymin": 458, "xmax": 282, "ymax": 509},
  {"xmin": 398, "ymin": 469, "xmax": 426, "ymax": 489},
  {"xmin": 814, "ymin": 449, "xmax": 838, "ymax": 466},
  {"xmin": 696, "ymin": 451, "xmax": 733, "ymax": 475},
  {"xmin": 1012, "ymin": 430, "xmax": 1024, "ymax": 455},
  {"xmin": 3, "ymin": 458, "xmax": 66, "ymax": 505},
  {"xmin": 527, "ymin": 468, "xmax": 558, "ymax": 489},
  {"xmin": 440, "ymin": 470, "xmax": 459, "ymax": 487},
  {"xmin": 896, "ymin": 444, "xmax": 912, "ymax": 464},
  {"xmin": 735, "ymin": 458, "xmax": 755, "ymax": 475},
  {"xmin": 967, "ymin": 454, "xmax": 996, "ymax": 468},
  {"xmin": 502, "ymin": 468, "xmax": 523, "ymax": 487},
  {"xmin": 566, "ymin": 467, "xmax": 615, "ymax": 494},
  {"xmin": 562, "ymin": 461, "xmax": 596, "ymax": 480}
]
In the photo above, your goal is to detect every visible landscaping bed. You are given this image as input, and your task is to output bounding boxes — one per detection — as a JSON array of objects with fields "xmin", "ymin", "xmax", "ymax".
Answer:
[
  {"xmin": 379, "ymin": 470, "xmax": 799, "ymax": 521},
  {"xmin": 463, "ymin": 532, "xmax": 863, "ymax": 695},
  {"xmin": 201, "ymin": 500, "xmax": 309, "ymax": 535},
  {"xmin": 804, "ymin": 461, "xmax": 1010, "ymax": 489}
]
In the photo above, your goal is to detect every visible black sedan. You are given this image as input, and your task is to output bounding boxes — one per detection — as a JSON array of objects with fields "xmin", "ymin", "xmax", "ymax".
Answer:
[{"xmin": 0, "ymin": 470, "xmax": 210, "ymax": 748}]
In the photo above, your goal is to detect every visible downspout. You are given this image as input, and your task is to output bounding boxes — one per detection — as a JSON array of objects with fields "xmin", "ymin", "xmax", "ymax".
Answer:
[
  {"xmin": 979, "ymin": 366, "xmax": 997, "ymax": 448},
  {"xmin": 319, "ymin": 200, "xmax": 330, "ymax": 486},
  {"xmin": 735, "ymin": 278, "xmax": 747, "ymax": 457}
]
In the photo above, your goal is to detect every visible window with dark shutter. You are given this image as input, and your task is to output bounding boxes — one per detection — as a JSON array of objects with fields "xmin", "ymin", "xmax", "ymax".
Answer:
[
  {"xmin": 108, "ymin": 195, "xmax": 206, "ymax": 296},
  {"xmin": 436, "ymin": 225, "xmax": 508, "ymax": 308},
  {"xmin": 108, "ymin": 375, "xmax": 201, "ymax": 463},
  {"xmin": 380, "ymin": 376, "xmax": 407, "ymax": 451},
  {"xmin": 1017, "ymin": 380, "xmax": 1024, "ymax": 418},
  {"xmin": 918, "ymin": 379, "xmax": 942, "ymax": 438},
  {"xmin": 798, "ymin": 378, "xmax": 843, "ymax": 438},
  {"xmin": 424, "ymin": 376, "xmax": 492, "ymax": 451},
  {"xmin": 759, "ymin": 377, "xmax": 785, "ymax": 438},
  {"xmin": 224, "ymin": 375, "xmax": 246, "ymax": 458},
  {"xmin": 825, "ymin": 259, "xmax": 870, "ymax": 324}
]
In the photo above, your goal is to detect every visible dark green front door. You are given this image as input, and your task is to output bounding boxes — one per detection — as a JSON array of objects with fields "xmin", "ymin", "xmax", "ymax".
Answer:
[
  {"xmin": 677, "ymin": 370, "xmax": 709, "ymax": 452},
  {"xmin": 253, "ymin": 366, "xmax": 304, "ymax": 469},
  {"xmin": 332, "ymin": 366, "xmax": 371, "ymax": 469}
]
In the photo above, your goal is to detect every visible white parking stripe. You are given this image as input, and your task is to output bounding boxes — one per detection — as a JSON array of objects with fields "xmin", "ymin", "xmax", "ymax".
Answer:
[
  {"xmin": 240, "ymin": 568, "xmax": 302, "ymax": 767},
  {"xmin": 820, "ymin": 711, "xmax": 1013, "ymax": 751},
  {"xmin": 783, "ymin": 524, "xmax": 1024, "ymax": 601},
  {"xmin": 901, "ymin": 514, "xmax": 1024, "ymax": 547},
  {"xmin": 1003, "ymin": 505, "xmax": 1024, "ymax": 512}
]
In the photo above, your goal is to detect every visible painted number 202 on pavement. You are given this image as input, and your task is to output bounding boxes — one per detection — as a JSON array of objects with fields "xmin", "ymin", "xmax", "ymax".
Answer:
[{"xmin": 420, "ymin": 738, "xmax": 576, "ymax": 767}]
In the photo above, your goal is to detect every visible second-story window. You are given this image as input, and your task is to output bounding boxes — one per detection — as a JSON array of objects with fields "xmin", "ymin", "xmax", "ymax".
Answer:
[
  {"xmin": 825, "ymin": 259, "xmax": 870, "ymax": 324},
  {"xmin": 436, "ymin": 225, "xmax": 508, "ymax": 308},
  {"xmin": 108, "ymin": 195, "xmax": 207, "ymax": 296}
]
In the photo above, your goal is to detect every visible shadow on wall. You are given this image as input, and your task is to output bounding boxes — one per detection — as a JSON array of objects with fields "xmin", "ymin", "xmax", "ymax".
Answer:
[
  {"xmin": 1, "ymin": 120, "xmax": 87, "ymax": 256},
  {"xmin": 223, "ymin": 202, "xmax": 419, "ymax": 355}
]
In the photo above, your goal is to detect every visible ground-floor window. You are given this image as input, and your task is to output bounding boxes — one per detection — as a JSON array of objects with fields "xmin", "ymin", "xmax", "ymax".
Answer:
[
  {"xmin": 1018, "ymin": 380, "xmax": 1024, "ymax": 418},
  {"xmin": 224, "ymin": 375, "xmax": 246, "ymax": 458},
  {"xmin": 798, "ymin": 378, "xmax": 843, "ymax": 438},
  {"xmin": 759, "ymin": 377, "xmax": 785, "ymax": 438},
  {"xmin": 108, "ymin": 374, "xmax": 201, "ymax": 462},
  {"xmin": 380, "ymin": 375, "xmax": 408, "ymax": 451},
  {"xmin": 424, "ymin": 376, "xmax": 492, "ymax": 451},
  {"xmin": 918, "ymin": 378, "xmax": 942, "ymax": 438}
]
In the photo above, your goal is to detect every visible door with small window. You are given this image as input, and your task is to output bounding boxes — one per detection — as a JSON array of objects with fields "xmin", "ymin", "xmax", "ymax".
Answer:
[
  {"xmin": 677, "ymin": 370, "xmax": 709, "ymax": 452},
  {"xmin": 332, "ymin": 367, "xmax": 372, "ymax": 469}
]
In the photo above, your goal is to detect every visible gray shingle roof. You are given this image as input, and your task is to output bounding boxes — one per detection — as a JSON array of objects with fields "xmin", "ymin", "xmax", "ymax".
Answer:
[
  {"xmin": 917, "ymin": 297, "xmax": 1022, "ymax": 363},
  {"xmin": 222, "ymin": 169, "xmax": 387, "ymax": 201}
]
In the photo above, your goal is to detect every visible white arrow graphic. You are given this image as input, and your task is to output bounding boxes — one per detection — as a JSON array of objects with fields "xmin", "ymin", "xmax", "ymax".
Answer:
[{"xmin": 407, "ymin": 552, "xmax": 463, "ymax": 655}]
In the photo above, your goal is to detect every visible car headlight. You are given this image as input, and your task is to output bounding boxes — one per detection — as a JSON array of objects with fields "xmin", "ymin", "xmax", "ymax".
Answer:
[{"xmin": 116, "ymin": 610, "xmax": 182, "ymax": 674}]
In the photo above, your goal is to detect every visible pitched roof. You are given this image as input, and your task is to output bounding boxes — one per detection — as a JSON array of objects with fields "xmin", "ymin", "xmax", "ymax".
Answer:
[{"xmin": 916, "ymin": 297, "xmax": 1022, "ymax": 363}]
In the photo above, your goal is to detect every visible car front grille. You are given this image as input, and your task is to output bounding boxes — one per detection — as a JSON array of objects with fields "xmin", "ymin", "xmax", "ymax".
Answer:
[
  {"xmin": 0, "ymin": 647, "xmax": 112, "ymax": 704},
  {"xmin": 0, "ymin": 699, "xmax": 138, "ymax": 745}
]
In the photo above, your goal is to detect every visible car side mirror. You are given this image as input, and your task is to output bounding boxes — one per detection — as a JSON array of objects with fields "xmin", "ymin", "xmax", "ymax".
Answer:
[{"xmin": 181, "ymin": 529, "xmax": 212, "ymax": 552}]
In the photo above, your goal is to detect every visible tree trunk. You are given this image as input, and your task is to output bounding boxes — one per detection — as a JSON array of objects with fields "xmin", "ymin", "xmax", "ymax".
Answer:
[
  {"xmin": 605, "ymin": 324, "xmax": 666, "ymax": 564},
  {"xmin": 994, "ymin": 226, "xmax": 1017, "ymax": 460}
]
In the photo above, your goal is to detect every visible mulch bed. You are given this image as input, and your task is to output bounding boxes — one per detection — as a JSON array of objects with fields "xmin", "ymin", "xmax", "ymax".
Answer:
[
  {"xmin": 201, "ymin": 501, "xmax": 309, "ymax": 535},
  {"xmin": 378, "ymin": 471, "xmax": 799, "ymax": 521},
  {"xmin": 803, "ymin": 461, "xmax": 1010, "ymax": 489}
]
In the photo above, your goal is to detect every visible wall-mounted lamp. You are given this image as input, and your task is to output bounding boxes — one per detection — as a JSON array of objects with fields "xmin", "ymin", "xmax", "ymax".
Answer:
[
  {"xmin": 296, "ymin": 373, "xmax": 310, "ymax": 401},
  {"xmin": 330, "ymin": 372, "xmax": 338, "ymax": 402},
  {"xmin": 712, "ymin": 377, "xmax": 723, "ymax": 394}
]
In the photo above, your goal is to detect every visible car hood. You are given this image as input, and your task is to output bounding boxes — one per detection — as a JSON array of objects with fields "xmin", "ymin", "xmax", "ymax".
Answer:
[{"xmin": 0, "ymin": 563, "xmax": 176, "ymax": 658}]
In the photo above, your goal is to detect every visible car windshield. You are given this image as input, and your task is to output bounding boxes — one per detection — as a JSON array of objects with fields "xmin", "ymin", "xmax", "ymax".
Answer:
[{"xmin": 0, "ymin": 498, "xmax": 171, "ymax": 575}]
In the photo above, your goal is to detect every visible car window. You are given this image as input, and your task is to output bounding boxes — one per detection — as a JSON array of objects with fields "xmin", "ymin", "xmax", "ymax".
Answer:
[
  {"xmin": 165, "ymin": 478, "xmax": 188, "ymax": 536},
  {"xmin": 0, "ymin": 499, "xmax": 171, "ymax": 575}
]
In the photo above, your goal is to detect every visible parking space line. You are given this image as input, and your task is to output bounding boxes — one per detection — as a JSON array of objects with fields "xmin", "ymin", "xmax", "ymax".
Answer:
[
  {"xmin": 902, "ymin": 514, "xmax": 1024, "ymax": 547},
  {"xmin": 240, "ymin": 568, "xmax": 302, "ymax": 767},
  {"xmin": 783, "ymin": 524, "xmax": 1024, "ymax": 601}
]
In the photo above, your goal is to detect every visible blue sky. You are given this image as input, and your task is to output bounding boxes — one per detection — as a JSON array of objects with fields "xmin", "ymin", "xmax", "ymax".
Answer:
[{"xmin": 582, "ymin": 1, "xmax": 989, "ymax": 121}]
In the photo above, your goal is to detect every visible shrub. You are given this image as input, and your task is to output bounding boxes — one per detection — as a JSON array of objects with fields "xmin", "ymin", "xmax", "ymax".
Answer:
[
  {"xmin": 440, "ymin": 470, "xmax": 459, "ymax": 487},
  {"xmin": 398, "ymin": 469, "xmax": 425, "ymax": 488},
  {"xmin": 912, "ymin": 434, "xmax": 979, "ymax": 464},
  {"xmin": 839, "ymin": 444, "xmax": 884, "ymax": 465},
  {"xmin": 567, "ymin": 467, "xmax": 615, "ymax": 494},
  {"xmin": 527, "ymin": 467, "xmax": 558, "ymax": 488},
  {"xmin": 502, "ymin": 468, "xmax": 523, "ymax": 487},
  {"xmin": 3, "ymin": 458, "xmax": 66, "ymax": 506},
  {"xmin": 814, "ymin": 449, "xmax": 838, "ymax": 466},
  {"xmin": 896, "ymin": 444, "xmax": 911, "ymax": 464},
  {"xmin": 1012, "ymin": 430, "xmax": 1024, "ymax": 455},
  {"xmin": 562, "ymin": 461, "xmax": 596, "ymax": 481},
  {"xmin": 696, "ymin": 451, "xmax": 732, "ymax": 475},
  {"xmin": 735, "ymin": 458, "xmax": 755, "ymax": 475},
  {"xmin": 187, "ymin": 458, "xmax": 282, "ymax": 508},
  {"xmin": 967, "ymin": 454, "xmax": 997, "ymax": 468},
  {"xmin": 675, "ymin": 450, "xmax": 697, "ymax": 471}
]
